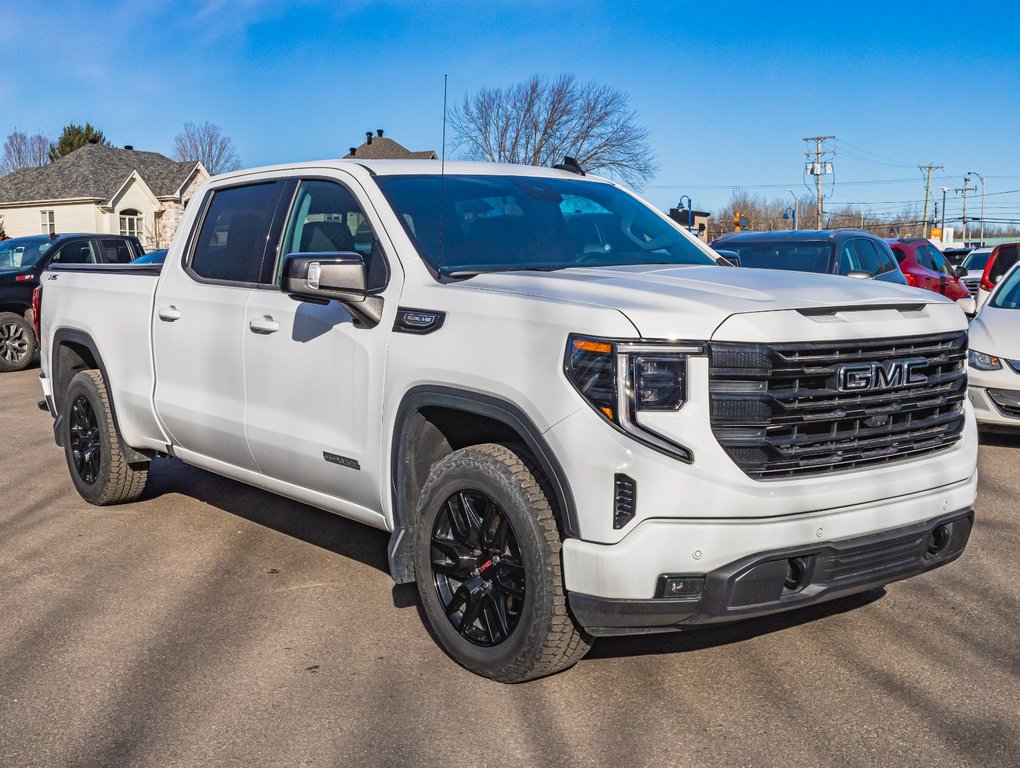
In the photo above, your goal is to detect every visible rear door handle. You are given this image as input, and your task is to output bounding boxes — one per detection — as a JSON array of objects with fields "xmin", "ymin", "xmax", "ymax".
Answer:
[
  {"xmin": 249, "ymin": 316, "xmax": 280, "ymax": 335},
  {"xmin": 158, "ymin": 306, "xmax": 181, "ymax": 322}
]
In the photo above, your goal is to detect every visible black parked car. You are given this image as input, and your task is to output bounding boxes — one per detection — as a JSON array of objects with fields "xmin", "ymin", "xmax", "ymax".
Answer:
[
  {"xmin": 709, "ymin": 229, "xmax": 908, "ymax": 285},
  {"xmin": 0, "ymin": 233, "xmax": 143, "ymax": 371}
]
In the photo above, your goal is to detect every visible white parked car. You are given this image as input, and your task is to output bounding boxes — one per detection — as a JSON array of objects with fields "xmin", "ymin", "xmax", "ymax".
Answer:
[{"xmin": 968, "ymin": 263, "xmax": 1020, "ymax": 430}]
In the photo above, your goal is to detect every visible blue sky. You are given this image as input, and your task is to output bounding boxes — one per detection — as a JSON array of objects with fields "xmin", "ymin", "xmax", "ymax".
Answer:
[{"xmin": 3, "ymin": 0, "xmax": 1019, "ymax": 225}]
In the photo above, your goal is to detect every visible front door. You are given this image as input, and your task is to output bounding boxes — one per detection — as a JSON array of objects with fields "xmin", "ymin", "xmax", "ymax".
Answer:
[
  {"xmin": 242, "ymin": 176, "xmax": 396, "ymax": 514},
  {"xmin": 152, "ymin": 180, "xmax": 290, "ymax": 470}
]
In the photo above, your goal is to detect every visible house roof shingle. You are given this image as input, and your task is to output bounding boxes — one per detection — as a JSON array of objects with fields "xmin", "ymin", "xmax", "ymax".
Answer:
[
  {"xmin": 344, "ymin": 135, "xmax": 437, "ymax": 160},
  {"xmin": 0, "ymin": 143, "xmax": 201, "ymax": 204}
]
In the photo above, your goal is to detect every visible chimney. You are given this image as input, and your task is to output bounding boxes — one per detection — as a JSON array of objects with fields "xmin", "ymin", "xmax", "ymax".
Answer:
[
  {"xmin": 124, "ymin": 144, "xmax": 134, "ymax": 150},
  {"xmin": 87, "ymin": 138, "xmax": 99, "ymax": 144},
  {"xmin": 376, "ymin": 129, "xmax": 384, "ymax": 138},
  {"xmin": 349, "ymin": 147, "xmax": 357, "ymax": 156},
  {"xmin": 365, "ymin": 131, "xmax": 373, "ymax": 145}
]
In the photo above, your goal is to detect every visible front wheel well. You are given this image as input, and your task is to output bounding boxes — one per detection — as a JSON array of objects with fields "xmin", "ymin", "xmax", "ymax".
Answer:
[{"xmin": 389, "ymin": 388, "xmax": 580, "ymax": 583}]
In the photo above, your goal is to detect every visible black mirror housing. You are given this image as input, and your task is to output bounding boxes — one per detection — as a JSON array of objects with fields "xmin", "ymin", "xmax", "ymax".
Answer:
[
  {"xmin": 955, "ymin": 266, "xmax": 969, "ymax": 278},
  {"xmin": 282, "ymin": 252, "xmax": 367, "ymax": 302}
]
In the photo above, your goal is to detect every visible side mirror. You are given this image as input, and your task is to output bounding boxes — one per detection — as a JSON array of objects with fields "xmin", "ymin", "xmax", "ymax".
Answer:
[
  {"xmin": 955, "ymin": 266, "xmax": 969, "ymax": 278},
  {"xmin": 714, "ymin": 250, "xmax": 740, "ymax": 267},
  {"xmin": 282, "ymin": 252, "xmax": 367, "ymax": 302},
  {"xmin": 846, "ymin": 270, "xmax": 875, "ymax": 280},
  {"xmin": 280, "ymin": 251, "xmax": 382, "ymax": 327}
]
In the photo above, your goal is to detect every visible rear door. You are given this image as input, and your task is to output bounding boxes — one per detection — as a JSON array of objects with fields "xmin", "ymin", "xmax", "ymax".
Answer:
[
  {"xmin": 242, "ymin": 175, "xmax": 397, "ymax": 514},
  {"xmin": 152, "ymin": 180, "xmax": 290, "ymax": 469}
]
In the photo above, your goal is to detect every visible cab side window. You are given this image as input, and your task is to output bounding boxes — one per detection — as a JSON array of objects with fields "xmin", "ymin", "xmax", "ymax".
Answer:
[
  {"xmin": 190, "ymin": 182, "xmax": 286, "ymax": 284},
  {"xmin": 278, "ymin": 180, "xmax": 388, "ymax": 290},
  {"xmin": 52, "ymin": 240, "xmax": 97, "ymax": 265}
]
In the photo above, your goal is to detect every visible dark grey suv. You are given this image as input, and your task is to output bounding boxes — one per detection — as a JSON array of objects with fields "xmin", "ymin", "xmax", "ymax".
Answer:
[{"xmin": 709, "ymin": 229, "xmax": 908, "ymax": 285}]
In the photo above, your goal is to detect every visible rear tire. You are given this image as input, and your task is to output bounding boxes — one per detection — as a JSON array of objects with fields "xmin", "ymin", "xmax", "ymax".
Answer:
[
  {"xmin": 0, "ymin": 311, "xmax": 35, "ymax": 372},
  {"xmin": 413, "ymin": 443, "xmax": 591, "ymax": 682},
  {"xmin": 62, "ymin": 370, "xmax": 148, "ymax": 505}
]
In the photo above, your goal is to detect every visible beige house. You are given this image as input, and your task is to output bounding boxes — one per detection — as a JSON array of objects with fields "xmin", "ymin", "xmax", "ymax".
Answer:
[{"xmin": 0, "ymin": 142, "xmax": 208, "ymax": 250}]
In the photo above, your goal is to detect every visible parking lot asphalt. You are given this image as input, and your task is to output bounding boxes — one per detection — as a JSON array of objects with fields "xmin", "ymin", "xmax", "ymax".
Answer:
[{"xmin": 1, "ymin": 365, "xmax": 1018, "ymax": 768}]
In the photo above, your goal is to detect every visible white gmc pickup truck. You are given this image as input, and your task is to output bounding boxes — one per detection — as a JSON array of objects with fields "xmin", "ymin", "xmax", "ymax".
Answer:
[{"xmin": 37, "ymin": 160, "xmax": 977, "ymax": 682}]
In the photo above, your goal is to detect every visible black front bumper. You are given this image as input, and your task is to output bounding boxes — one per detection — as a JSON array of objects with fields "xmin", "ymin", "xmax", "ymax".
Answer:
[{"xmin": 569, "ymin": 509, "xmax": 973, "ymax": 637}]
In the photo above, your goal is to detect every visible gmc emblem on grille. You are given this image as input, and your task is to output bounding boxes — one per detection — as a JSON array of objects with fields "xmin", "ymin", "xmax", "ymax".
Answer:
[{"xmin": 836, "ymin": 358, "xmax": 929, "ymax": 392}]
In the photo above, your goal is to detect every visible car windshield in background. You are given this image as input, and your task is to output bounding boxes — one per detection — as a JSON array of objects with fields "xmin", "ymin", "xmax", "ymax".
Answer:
[
  {"xmin": 374, "ymin": 175, "xmax": 717, "ymax": 275},
  {"xmin": 0, "ymin": 237, "xmax": 52, "ymax": 270},
  {"xmin": 720, "ymin": 241, "xmax": 833, "ymax": 274},
  {"xmin": 962, "ymin": 250, "xmax": 992, "ymax": 271},
  {"xmin": 990, "ymin": 268, "xmax": 1020, "ymax": 309}
]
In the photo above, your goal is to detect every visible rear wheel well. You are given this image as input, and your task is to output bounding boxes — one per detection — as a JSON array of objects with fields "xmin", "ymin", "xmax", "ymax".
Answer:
[
  {"xmin": 55, "ymin": 341, "xmax": 98, "ymax": 411},
  {"xmin": 0, "ymin": 302, "xmax": 31, "ymax": 318}
]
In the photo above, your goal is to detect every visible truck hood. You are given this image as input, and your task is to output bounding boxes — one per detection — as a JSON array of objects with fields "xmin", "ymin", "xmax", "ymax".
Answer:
[{"xmin": 459, "ymin": 264, "xmax": 948, "ymax": 339}]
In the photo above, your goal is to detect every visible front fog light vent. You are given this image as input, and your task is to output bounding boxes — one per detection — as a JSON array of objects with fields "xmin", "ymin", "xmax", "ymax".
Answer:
[{"xmin": 613, "ymin": 473, "xmax": 636, "ymax": 529}]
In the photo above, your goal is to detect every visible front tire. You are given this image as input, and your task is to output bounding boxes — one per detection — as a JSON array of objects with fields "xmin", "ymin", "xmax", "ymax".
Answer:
[
  {"xmin": 62, "ymin": 370, "xmax": 148, "ymax": 505},
  {"xmin": 413, "ymin": 443, "xmax": 591, "ymax": 682},
  {"xmin": 0, "ymin": 311, "xmax": 35, "ymax": 372}
]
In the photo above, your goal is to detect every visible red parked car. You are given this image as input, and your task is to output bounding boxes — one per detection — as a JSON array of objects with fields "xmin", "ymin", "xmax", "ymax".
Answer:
[
  {"xmin": 976, "ymin": 242, "xmax": 1020, "ymax": 309},
  {"xmin": 888, "ymin": 238, "xmax": 972, "ymax": 302}
]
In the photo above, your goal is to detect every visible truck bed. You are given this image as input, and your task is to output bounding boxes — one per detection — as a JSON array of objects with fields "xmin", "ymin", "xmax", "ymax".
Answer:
[{"xmin": 40, "ymin": 263, "xmax": 169, "ymax": 453}]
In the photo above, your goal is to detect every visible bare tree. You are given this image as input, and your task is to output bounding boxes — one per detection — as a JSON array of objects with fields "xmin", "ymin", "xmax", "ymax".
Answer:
[
  {"xmin": 1, "ymin": 129, "xmax": 52, "ymax": 176},
  {"xmin": 450, "ymin": 74, "xmax": 658, "ymax": 186},
  {"xmin": 172, "ymin": 122, "xmax": 241, "ymax": 175}
]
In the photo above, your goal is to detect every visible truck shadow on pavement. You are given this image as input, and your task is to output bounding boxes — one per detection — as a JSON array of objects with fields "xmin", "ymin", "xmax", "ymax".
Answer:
[
  {"xmin": 142, "ymin": 457, "xmax": 392, "ymax": 575},
  {"xmin": 141, "ymin": 457, "xmax": 900, "ymax": 663}
]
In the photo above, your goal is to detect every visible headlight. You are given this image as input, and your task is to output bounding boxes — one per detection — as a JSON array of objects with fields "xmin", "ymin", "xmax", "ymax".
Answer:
[
  {"xmin": 564, "ymin": 334, "xmax": 698, "ymax": 462},
  {"xmin": 968, "ymin": 349, "xmax": 1002, "ymax": 371}
]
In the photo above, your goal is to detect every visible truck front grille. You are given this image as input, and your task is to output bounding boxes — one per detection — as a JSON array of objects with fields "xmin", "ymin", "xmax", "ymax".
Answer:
[{"xmin": 709, "ymin": 332, "xmax": 968, "ymax": 479}]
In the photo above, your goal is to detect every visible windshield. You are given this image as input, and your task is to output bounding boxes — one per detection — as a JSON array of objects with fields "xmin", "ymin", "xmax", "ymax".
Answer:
[
  {"xmin": 374, "ymin": 174, "xmax": 717, "ymax": 275},
  {"xmin": 718, "ymin": 240, "xmax": 833, "ymax": 274},
  {"xmin": 0, "ymin": 237, "xmax": 52, "ymax": 270},
  {"xmin": 991, "ymin": 266, "xmax": 1020, "ymax": 309},
  {"xmin": 962, "ymin": 249, "xmax": 991, "ymax": 271}
]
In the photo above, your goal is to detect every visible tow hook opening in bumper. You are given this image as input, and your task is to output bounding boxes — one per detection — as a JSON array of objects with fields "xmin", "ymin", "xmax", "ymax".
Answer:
[{"xmin": 569, "ymin": 509, "xmax": 974, "ymax": 637}]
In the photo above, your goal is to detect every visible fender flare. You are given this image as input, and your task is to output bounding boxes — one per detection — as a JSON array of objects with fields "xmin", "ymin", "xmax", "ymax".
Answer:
[
  {"xmin": 49, "ymin": 327, "xmax": 150, "ymax": 464},
  {"xmin": 387, "ymin": 385, "xmax": 579, "ymax": 583}
]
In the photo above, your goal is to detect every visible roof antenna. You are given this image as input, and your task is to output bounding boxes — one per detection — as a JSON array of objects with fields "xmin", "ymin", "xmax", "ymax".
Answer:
[
  {"xmin": 439, "ymin": 73, "xmax": 448, "ymax": 277},
  {"xmin": 553, "ymin": 156, "xmax": 585, "ymax": 176}
]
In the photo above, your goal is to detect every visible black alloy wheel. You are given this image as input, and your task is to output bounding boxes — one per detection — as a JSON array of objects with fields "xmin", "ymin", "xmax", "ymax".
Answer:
[
  {"xmin": 68, "ymin": 394, "xmax": 101, "ymax": 485},
  {"xmin": 0, "ymin": 318, "xmax": 30, "ymax": 367},
  {"xmin": 431, "ymin": 490, "xmax": 526, "ymax": 647}
]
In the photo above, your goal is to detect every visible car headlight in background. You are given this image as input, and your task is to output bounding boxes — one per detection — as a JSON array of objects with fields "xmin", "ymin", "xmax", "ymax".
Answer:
[
  {"xmin": 564, "ymin": 334, "xmax": 698, "ymax": 461},
  {"xmin": 968, "ymin": 350, "xmax": 1002, "ymax": 371}
]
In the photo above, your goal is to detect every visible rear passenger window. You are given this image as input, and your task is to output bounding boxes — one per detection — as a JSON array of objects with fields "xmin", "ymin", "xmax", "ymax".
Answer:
[
  {"xmin": 52, "ymin": 240, "xmax": 97, "ymax": 265},
  {"xmin": 190, "ymin": 182, "xmax": 285, "ymax": 284},
  {"xmin": 99, "ymin": 239, "xmax": 135, "ymax": 264},
  {"xmin": 989, "ymin": 245, "xmax": 1019, "ymax": 285}
]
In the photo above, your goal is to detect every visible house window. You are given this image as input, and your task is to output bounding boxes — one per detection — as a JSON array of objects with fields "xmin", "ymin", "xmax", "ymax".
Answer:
[
  {"xmin": 119, "ymin": 209, "xmax": 142, "ymax": 237},
  {"xmin": 40, "ymin": 210, "xmax": 55, "ymax": 235}
]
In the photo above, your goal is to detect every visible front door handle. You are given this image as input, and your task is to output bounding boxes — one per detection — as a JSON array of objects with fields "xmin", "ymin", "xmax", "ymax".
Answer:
[
  {"xmin": 158, "ymin": 306, "xmax": 182, "ymax": 322},
  {"xmin": 249, "ymin": 316, "xmax": 280, "ymax": 335}
]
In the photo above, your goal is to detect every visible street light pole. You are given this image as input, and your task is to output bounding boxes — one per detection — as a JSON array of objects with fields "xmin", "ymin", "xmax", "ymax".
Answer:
[
  {"xmin": 939, "ymin": 186, "xmax": 950, "ymax": 240},
  {"xmin": 783, "ymin": 207, "xmax": 797, "ymax": 230},
  {"xmin": 786, "ymin": 189, "xmax": 799, "ymax": 231},
  {"xmin": 967, "ymin": 172, "xmax": 986, "ymax": 245}
]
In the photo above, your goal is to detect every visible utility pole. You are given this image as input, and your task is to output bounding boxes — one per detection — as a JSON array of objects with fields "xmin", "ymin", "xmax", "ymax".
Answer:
[
  {"xmin": 940, "ymin": 186, "xmax": 950, "ymax": 236},
  {"xmin": 956, "ymin": 175, "xmax": 977, "ymax": 244},
  {"xmin": 802, "ymin": 136, "xmax": 835, "ymax": 229},
  {"xmin": 919, "ymin": 163, "xmax": 943, "ymax": 239}
]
